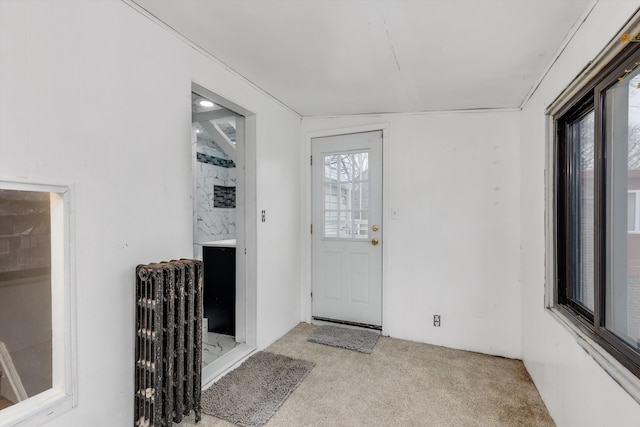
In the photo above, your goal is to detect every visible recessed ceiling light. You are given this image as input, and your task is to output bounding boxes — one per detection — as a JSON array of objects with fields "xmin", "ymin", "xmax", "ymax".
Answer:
[
  {"xmin": 198, "ymin": 99, "xmax": 214, "ymax": 108},
  {"xmin": 196, "ymin": 129, "xmax": 202, "ymax": 134}
]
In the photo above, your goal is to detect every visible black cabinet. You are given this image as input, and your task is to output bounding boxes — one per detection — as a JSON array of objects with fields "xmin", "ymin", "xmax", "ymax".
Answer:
[{"xmin": 202, "ymin": 246, "xmax": 235, "ymax": 336}]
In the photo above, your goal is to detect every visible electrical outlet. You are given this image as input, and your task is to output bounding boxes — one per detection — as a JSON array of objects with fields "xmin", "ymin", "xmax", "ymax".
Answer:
[{"xmin": 433, "ymin": 315, "xmax": 441, "ymax": 327}]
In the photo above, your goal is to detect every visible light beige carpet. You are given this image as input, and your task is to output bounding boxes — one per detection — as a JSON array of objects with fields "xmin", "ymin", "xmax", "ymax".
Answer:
[{"xmin": 177, "ymin": 322, "xmax": 554, "ymax": 427}]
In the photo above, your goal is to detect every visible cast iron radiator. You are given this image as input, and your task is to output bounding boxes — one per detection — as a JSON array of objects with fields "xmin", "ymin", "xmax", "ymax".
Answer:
[{"xmin": 135, "ymin": 259, "xmax": 203, "ymax": 426}]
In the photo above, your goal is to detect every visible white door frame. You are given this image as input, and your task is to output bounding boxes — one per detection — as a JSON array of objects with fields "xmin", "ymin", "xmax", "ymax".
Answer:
[
  {"xmin": 302, "ymin": 123, "xmax": 389, "ymax": 332},
  {"xmin": 191, "ymin": 82, "xmax": 258, "ymax": 386}
]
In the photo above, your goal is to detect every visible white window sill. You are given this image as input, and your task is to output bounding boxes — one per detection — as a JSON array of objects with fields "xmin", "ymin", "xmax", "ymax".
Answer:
[
  {"xmin": 547, "ymin": 307, "xmax": 640, "ymax": 405},
  {"xmin": 0, "ymin": 389, "xmax": 74, "ymax": 427}
]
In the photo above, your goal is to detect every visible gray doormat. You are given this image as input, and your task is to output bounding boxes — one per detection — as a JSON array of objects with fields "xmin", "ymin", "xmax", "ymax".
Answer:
[
  {"xmin": 201, "ymin": 351, "xmax": 314, "ymax": 427},
  {"xmin": 308, "ymin": 325, "xmax": 379, "ymax": 353}
]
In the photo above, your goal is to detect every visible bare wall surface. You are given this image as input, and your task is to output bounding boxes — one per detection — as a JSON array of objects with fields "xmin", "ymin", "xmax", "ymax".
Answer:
[
  {"xmin": 0, "ymin": 1, "xmax": 302, "ymax": 425},
  {"xmin": 520, "ymin": 1, "xmax": 640, "ymax": 425},
  {"xmin": 302, "ymin": 110, "xmax": 522, "ymax": 359}
]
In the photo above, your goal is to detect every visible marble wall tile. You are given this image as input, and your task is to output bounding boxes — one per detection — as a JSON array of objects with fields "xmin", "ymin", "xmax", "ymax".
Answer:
[
  {"xmin": 195, "ymin": 160, "xmax": 237, "ymax": 242},
  {"xmin": 227, "ymin": 167, "xmax": 236, "ymax": 187},
  {"xmin": 196, "ymin": 139, "xmax": 227, "ymax": 159},
  {"xmin": 196, "ymin": 210, "xmax": 226, "ymax": 242},
  {"xmin": 227, "ymin": 210, "xmax": 236, "ymax": 235}
]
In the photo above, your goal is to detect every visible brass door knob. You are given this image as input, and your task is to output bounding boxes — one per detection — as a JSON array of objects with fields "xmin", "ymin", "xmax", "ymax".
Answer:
[
  {"xmin": 372, "ymin": 225, "xmax": 379, "ymax": 232},
  {"xmin": 371, "ymin": 238, "xmax": 379, "ymax": 246}
]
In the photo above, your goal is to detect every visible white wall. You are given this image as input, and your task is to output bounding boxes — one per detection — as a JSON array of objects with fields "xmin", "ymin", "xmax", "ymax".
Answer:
[
  {"xmin": 0, "ymin": 1, "xmax": 302, "ymax": 425},
  {"xmin": 302, "ymin": 111, "xmax": 522, "ymax": 358},
  {"xmin": 520, "ymin": 1, "xmax": 640, "ymax": 425}
]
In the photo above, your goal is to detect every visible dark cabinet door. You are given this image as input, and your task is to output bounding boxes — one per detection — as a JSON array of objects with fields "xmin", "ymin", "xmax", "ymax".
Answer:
[{"xmin": 203, "ymin": 246, "xmax": 235, "ymax": 335}]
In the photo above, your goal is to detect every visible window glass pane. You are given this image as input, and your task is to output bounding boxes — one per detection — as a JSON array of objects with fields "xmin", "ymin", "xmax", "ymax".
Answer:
[
  {"xmin": 574, "ymin": 111, "xmax": 595, "ymax": 311},
  {"xmin": 324, "ymin": 211, "xmax": 338, "ymax": 238},
  {"xmin": 339, "ymin": 154, "xmax": 352, "ymax": 181},
  {"xmin": 353, "ymin": 211, "xmax": 369, "ymax": 238},
  {"xmin": 322, "ymin": 151, "xmax": 369, "ymax": 240},
  {"xmin": 324, "ymin": 155, "xmax": 338, "ymax": 182},
  {"xmin": 338, "ymin": 183, "xmax": 352, "ymax": 211},
  {"xmin": 338, "ymin": 211, "xmax": 351, "ymax": 238},
  {"xmin": 352, "ymin": 182, "xmax": 369, "ymax": 211},
  {"xmin": 605, "ymin": 71, "xmax": 640, "ymax": 348},
  {"xmin": 0, "ymin": 190, "xmax": 52, "ymax": 409},
  {"xmin": 353, "ymin": 152, "xmax": 368, "ymax": 180},
  {"xmin": 324, "ymin": 183, "xmax": 337, "ymax": 210}
]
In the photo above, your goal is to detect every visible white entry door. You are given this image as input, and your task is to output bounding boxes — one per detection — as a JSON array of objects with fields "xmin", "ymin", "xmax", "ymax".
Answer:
[{"xmin": 311, "ymin": 130, "xmax": 382, "ymax": 328}]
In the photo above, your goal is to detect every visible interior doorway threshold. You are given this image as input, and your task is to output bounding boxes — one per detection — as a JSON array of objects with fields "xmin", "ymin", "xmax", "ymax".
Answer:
[
  {"xmin": 312, "ymin": 316, "xmax": 382, "ymax": 331},
  {"xmin": 201, "ymin": 343, "xmax": 255, "ymax": 389}
]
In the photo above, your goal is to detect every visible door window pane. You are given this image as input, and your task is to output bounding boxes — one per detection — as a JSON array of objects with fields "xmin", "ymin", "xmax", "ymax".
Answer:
[
  {"xmin": 575, "ymin": 111, "xmax": 595, "ymax": 311},
  {"xmin": 605, "ymin": 71, "xmax": 640, "ymax": 348},
  {"xmin": 338, "ymin": 211, "xmax": 351, "ymax": 238},
  {"xmin": 323, "ymin": 152, "xmax": 369, "ymax": 239},
  {"xmin": 352, "ymin": 182, "xmax": 369, "ymax": 211},
  {"xmin": 324, "ymin": 211, "xmax": 338, "ymax": 238},
  {"xmin": 353, "ymin": 211, "xmax": 368, "ymax": 238}
]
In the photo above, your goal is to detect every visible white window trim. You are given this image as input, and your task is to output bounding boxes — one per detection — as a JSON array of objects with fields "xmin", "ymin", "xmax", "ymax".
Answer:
[{"xmin": 0, "ymin": 181, "xmax": 77, "ymax": 427}]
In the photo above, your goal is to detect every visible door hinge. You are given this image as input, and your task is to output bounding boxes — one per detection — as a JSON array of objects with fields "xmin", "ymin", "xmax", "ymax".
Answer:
[
  {"xmin": 311, "ymin": 292, "xmax": 313, "ymax": 300},
  {"xmin": 310, "ymin": 224, "xmax": 313, "ymax": 234},
  {"xmin": 310, "ymin": 155, "xmax": 313, "ymax": 166}
]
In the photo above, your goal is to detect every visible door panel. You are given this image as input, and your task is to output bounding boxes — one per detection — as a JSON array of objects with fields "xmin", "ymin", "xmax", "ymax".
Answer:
[
  {"xmin": 350, "ymin": 253, "xmax": 370, "ymax": 303},
  {"xmin": 312, "ymin": 130, "xmax": 382, "ymax": 327},
  {"xmin": 321, "ymin": 252, "xmax": 342, "ymax": 300}
]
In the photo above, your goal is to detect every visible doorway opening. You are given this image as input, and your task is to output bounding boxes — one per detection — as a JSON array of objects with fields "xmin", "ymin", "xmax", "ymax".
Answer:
[{"xmin": 191, "ymin": 83, "xmax": 256, "ymax": 385}]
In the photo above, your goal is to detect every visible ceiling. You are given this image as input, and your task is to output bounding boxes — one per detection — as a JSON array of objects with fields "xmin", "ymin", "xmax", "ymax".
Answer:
[
  {"xmin": 131, "ymin": 0, "xmax": 594, "ymax": 117},
  {"xmin": 192, "ymin": 92, "xmax": 238, "ymax": 161}
]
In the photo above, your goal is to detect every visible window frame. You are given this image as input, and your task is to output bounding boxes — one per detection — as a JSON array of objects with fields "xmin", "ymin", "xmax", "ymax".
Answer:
[
  {"xmin": 0, "ymin": 181, "xmax": 77, "ymax": 427},
  {"xmin": 556, "ymin": 95, "xmax": 596, "ymax": 323},
  {"xmin": 554, "ymin": 40, "xmax": 640, "ymax": 381}
]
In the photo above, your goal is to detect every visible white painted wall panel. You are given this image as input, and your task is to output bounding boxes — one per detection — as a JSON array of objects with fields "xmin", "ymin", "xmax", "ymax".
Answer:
[
  {"xmin": 520, "ymin": 1, "xmax": 640, "ymax": 425},
  {"xmin": 0, "ymin": 1, "xmax": 302, "ymax": 425},
  {"xmin": 302, "ymin": 111, "xmax": 522, "ymax": 358}
]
